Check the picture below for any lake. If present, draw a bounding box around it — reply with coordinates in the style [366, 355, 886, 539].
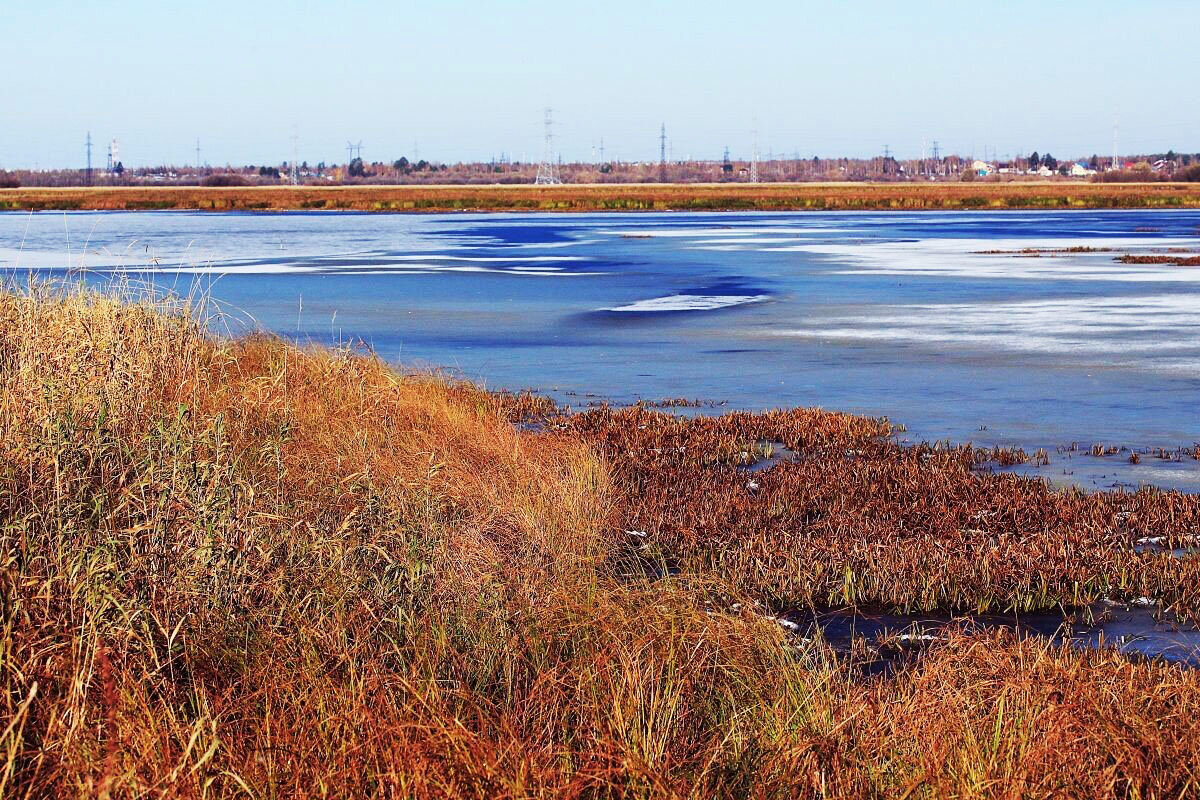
[3, 208, 1199, 490]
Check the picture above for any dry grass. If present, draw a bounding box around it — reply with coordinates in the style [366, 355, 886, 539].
[3, 182, 1200, 213]
[1, 288, 1198, 798]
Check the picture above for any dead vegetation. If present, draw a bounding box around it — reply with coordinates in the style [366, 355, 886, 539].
[3, 182, 1200, 213]
[1, 287, 1199, 798]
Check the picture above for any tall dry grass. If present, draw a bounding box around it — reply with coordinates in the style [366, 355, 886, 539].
[1, 287, 1198, 798]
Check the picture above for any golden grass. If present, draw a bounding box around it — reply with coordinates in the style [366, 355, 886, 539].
[3, 182, 1200, 213]
[1, 288, 1198, 798]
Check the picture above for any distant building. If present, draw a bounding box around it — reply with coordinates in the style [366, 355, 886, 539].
[1070, 162, 1097, 177]
[971, 160, 994, 176]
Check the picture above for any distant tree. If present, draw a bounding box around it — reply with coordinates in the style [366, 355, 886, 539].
[113, 162, 124, 175]
[393, 157, 409, 171]
[416, 159, 429, 171]
[1183, 154, 1192, 166]
[1029, 151, 1040, 169]
[0, 171, 19, 189]
[1042, 154, 1058, 171]
[348, 158, 365, 178]
[1089, 154, 1099, 170]
[203, 173, 247, 187]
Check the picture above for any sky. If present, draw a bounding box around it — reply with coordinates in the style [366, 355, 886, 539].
[3, 0, 1197, 169]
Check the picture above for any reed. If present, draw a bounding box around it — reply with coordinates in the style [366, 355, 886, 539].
[3, 182, 1200, 213]
[1, 287, 1197, 798]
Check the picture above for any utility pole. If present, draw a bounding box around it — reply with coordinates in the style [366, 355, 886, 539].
[85, 131, 93, 185]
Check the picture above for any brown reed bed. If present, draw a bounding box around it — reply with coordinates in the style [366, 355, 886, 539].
[2, 287, 1199, 798]
[560, 406, 1200, 617]
[1116, 254, 1200, 266]
[4, 181, 1200, 213]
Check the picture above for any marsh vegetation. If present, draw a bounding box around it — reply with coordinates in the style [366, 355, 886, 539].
[1, 288, 1198, 797]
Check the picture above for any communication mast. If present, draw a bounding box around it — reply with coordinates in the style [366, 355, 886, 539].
[85, 132, 93, 185]
[107, 139, 120, 175]
[535, 108, 562, 185]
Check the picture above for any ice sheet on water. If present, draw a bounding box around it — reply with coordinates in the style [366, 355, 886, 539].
[602, 294, 769, 312]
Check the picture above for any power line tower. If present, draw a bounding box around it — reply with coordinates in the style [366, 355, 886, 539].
[107, 139, 120, 176]
[658, 123, 667, 182]
[195, 139, 202, 172]
[931, 140, 941, 175]
[290, 132, 299, 185]
[346, 141, 363, 162]
[85, 131, 93, 185]
[535, 108, 562, 185]
[1112, 122, 1119, 171]
[750, 128, 759, 183]
[599, 137, 605, 163]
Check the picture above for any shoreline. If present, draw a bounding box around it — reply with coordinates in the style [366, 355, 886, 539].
[4, 181, 1200, 213]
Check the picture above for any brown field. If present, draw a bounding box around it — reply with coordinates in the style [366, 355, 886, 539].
[3, 181, 1200, 213]
[3, 287, 1200, 798]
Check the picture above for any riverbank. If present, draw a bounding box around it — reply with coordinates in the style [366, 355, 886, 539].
[3, 287, 1199, 797]
[4, 181, 1200, 213]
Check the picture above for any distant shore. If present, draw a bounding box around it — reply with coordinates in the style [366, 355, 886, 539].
[3, 181, 1200, 213]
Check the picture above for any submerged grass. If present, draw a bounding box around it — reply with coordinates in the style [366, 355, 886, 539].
[1, 287, 1198, 798]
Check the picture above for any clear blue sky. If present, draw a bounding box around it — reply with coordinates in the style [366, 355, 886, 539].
[3, 0, 1197, 169]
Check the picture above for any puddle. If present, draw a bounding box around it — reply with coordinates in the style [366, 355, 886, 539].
[739, 440, 798, 472]
[780, 603, 1200, 672]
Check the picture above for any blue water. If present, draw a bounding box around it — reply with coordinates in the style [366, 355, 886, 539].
[3, 208, 1200, 490]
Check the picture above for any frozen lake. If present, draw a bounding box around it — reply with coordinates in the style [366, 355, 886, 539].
[4, 208, 1200, 490]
